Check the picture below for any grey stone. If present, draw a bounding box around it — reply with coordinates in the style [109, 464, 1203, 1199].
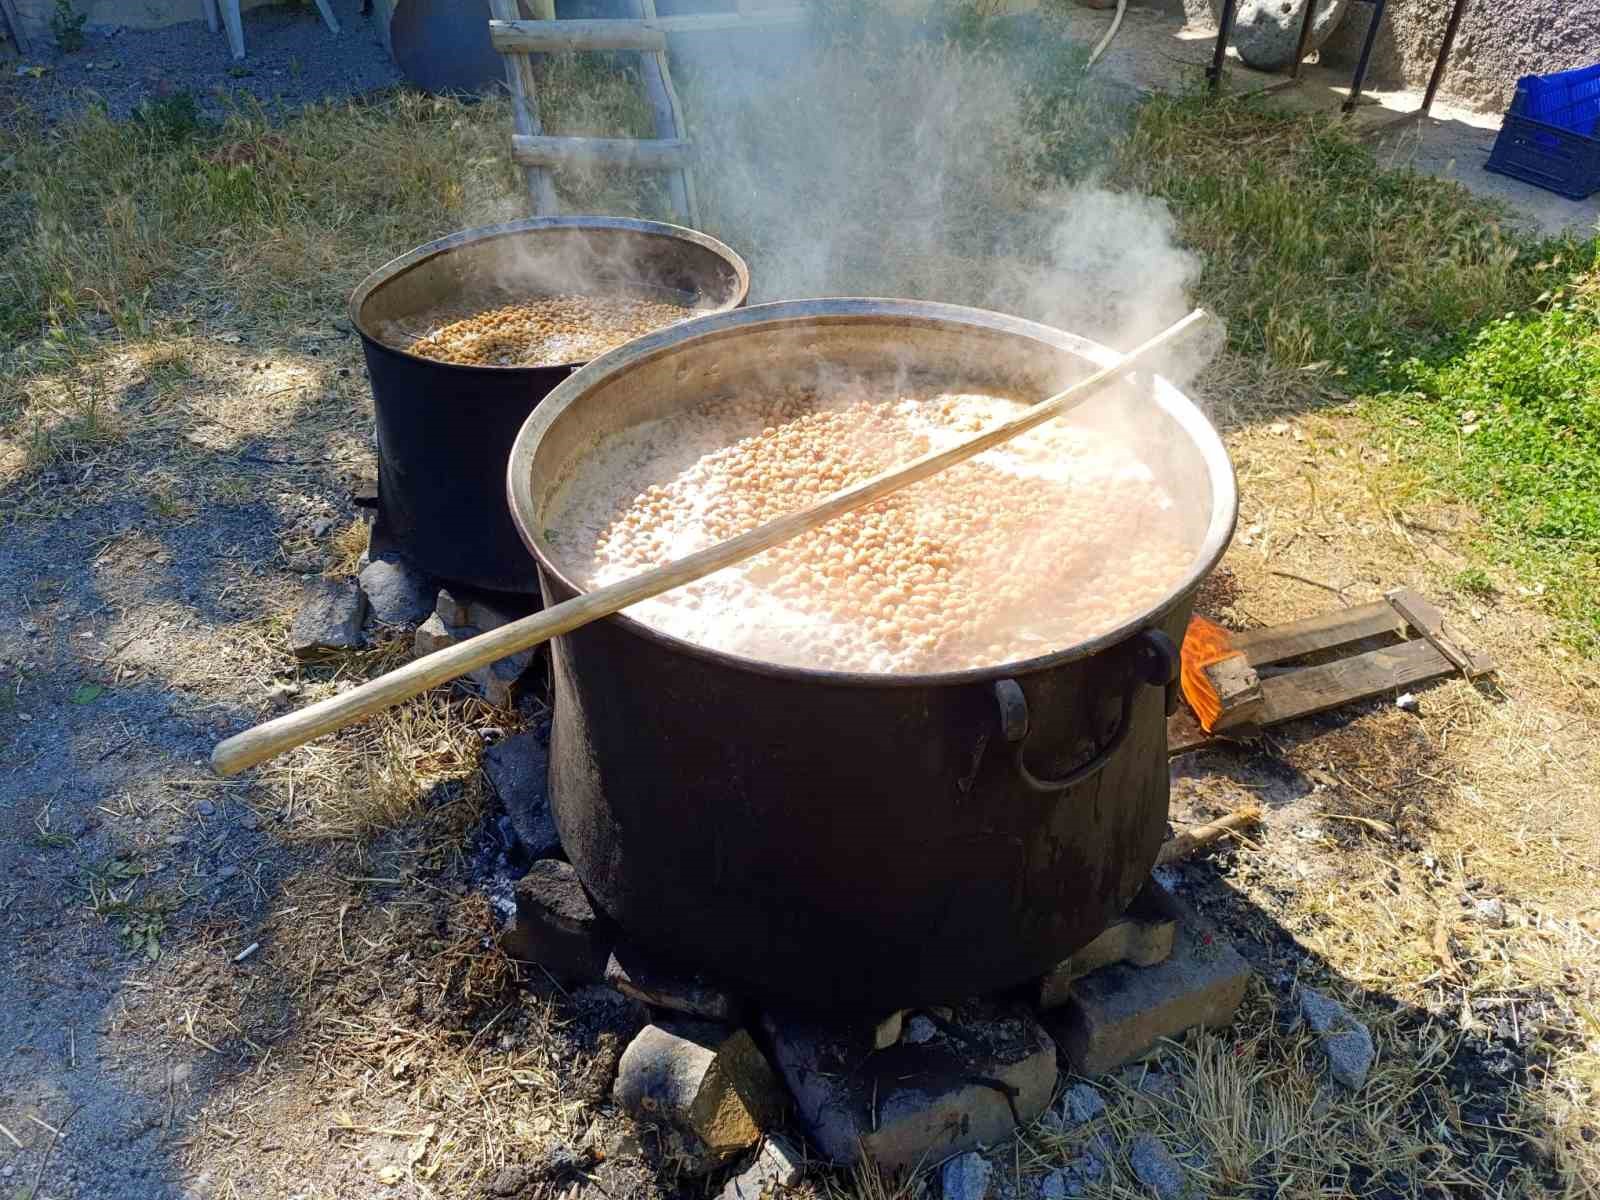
[195, 799, 215, 817]
[501, 860, 610, 982]
[1321, 1030, 1375, 1092]
[358, 554, 436, 627]
[904, 1014, 938, 1045]
[613, 1021, 785, 1173]
[941, 1152, 992, 1200]
[1040, 881, 1178, 1006]
[605, 943, 738, 1022]
[467, 649, 536, 708]
[717, 1135, 806, 1200]
[1234, 0, 1352, 72]
[467, 595, 532, 633]
[1128, 1134, 1185, 1200]
[1474, 897, 1508, 927]
[1063, 1083, 1105, 1125]
[289, 579, 365, 658]
[413, 613, 457, 658]
[481, 732, 559, 858]
[1297, 987, 1374, 1091]
[435, 588, 471, 628]
[1041, 889, 1250, 1076]
[764, 1003, 1056, 1169]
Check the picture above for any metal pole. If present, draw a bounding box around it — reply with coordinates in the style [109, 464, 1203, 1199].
[1420, 0, 1469, 117]
[1341, 0, 1386, 114]
[1289, 0, 1319, 79]
[1208, 0, 1240, 93]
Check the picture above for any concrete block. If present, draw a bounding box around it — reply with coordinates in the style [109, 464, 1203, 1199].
[613, 1021, 785, 1172]
[500, 860, 610, 982]
[765, 1003, 1056, 1169]
[1040, 880, 1178, 1008]
[717, 1134, 806, 1200]
[605, 942, 738, 1022]
[1041, 890, 1250, 1077]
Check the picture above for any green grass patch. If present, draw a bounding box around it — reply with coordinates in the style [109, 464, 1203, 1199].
[1121, 91, 1600, 647]
[1117, 93, 1556, 377]
[1368, 264, 1600, 647]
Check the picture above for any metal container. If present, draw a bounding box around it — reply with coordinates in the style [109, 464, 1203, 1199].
[506, 300, 1237, 1011]
[350, 216, 749, 595]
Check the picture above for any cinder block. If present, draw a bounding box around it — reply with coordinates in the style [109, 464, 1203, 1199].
[1039, 879, 1179, 1008]
[500, 860, 611, 982]
[1041, 889, 1250, 1076]
[765, 1003, 1056, 1169]
[614, 1022, 785, 1173]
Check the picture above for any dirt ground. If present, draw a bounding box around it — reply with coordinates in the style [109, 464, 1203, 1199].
[3, 12, 1599, 1198]
[4, 309, 1599, 1199]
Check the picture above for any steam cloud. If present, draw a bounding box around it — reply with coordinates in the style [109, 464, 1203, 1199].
[674, 11, 1215, 385]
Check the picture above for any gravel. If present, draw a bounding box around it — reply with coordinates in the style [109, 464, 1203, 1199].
[3, 0, 401, 127]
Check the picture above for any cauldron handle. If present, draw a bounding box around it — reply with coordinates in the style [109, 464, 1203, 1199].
[994, 629, 1179, 794]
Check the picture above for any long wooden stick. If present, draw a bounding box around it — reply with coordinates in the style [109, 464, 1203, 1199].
[212, 309, 1210, 777]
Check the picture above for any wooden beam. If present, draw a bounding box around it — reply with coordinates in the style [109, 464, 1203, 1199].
[490, 19, 669, 53]
[512, 135, 694, 169]
[1385, 587, 1494, 678]
[1201, 653, 1264, 731]
[489, 0, 558, 215]
[1257, 637, 1453, 726]
[635, 0, 697, 226]
[1231, 599, 1403, 667]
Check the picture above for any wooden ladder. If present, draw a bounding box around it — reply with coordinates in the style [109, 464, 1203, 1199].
[487, 1, 807, 225]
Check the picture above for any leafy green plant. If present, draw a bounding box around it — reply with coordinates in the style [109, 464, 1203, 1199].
[51, 0, 86, 53]
[132, 90, 207, 143]
[1452, 566, 1496, 598]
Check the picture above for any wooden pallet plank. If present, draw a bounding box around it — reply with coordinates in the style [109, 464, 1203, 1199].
[1385, 586, 1494, 677]
[1232, 599, 1403, 667]
[512, 134, 694, 169]
[1258, 637, 1453, 726]
[489, 0, 559, 215]
[491, 19, 669, 53]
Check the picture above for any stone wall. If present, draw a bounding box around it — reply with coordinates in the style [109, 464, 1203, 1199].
[10, 0, 279, 47]
[1177, 0, 1600, 114]
[1320, 0, 1600, 113]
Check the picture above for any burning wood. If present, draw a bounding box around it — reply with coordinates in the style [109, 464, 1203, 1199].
[1179, 615, 1263, 732]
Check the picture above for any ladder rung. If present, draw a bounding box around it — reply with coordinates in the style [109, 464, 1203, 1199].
[490, 19, 668, 54]
[511, 135, 694, 170]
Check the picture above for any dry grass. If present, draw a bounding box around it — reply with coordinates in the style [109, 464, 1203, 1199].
[4, 15, 1600, 1200]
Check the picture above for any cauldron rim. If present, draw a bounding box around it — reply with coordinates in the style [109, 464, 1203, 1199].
[347, 215, 752, 374]
[506, 297, 1238, 688]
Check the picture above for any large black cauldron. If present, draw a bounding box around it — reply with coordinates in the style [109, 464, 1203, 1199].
[350, 217, 748, 595]
[506, 300, 1236, 1011]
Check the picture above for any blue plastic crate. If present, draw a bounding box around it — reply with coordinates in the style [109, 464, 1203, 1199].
[1486, 65, 1600, 200]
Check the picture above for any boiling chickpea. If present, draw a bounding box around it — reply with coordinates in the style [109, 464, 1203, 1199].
[395, 293, 694, 367]
[546, 384, 1195, 674]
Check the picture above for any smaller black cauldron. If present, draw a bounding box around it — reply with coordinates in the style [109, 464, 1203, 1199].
[350, 217, 749, 596]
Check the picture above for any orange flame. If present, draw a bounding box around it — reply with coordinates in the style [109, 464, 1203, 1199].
[1180, 615, 1236, 733]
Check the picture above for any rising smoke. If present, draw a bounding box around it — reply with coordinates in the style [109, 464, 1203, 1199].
[673, 5, 1215, 385]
